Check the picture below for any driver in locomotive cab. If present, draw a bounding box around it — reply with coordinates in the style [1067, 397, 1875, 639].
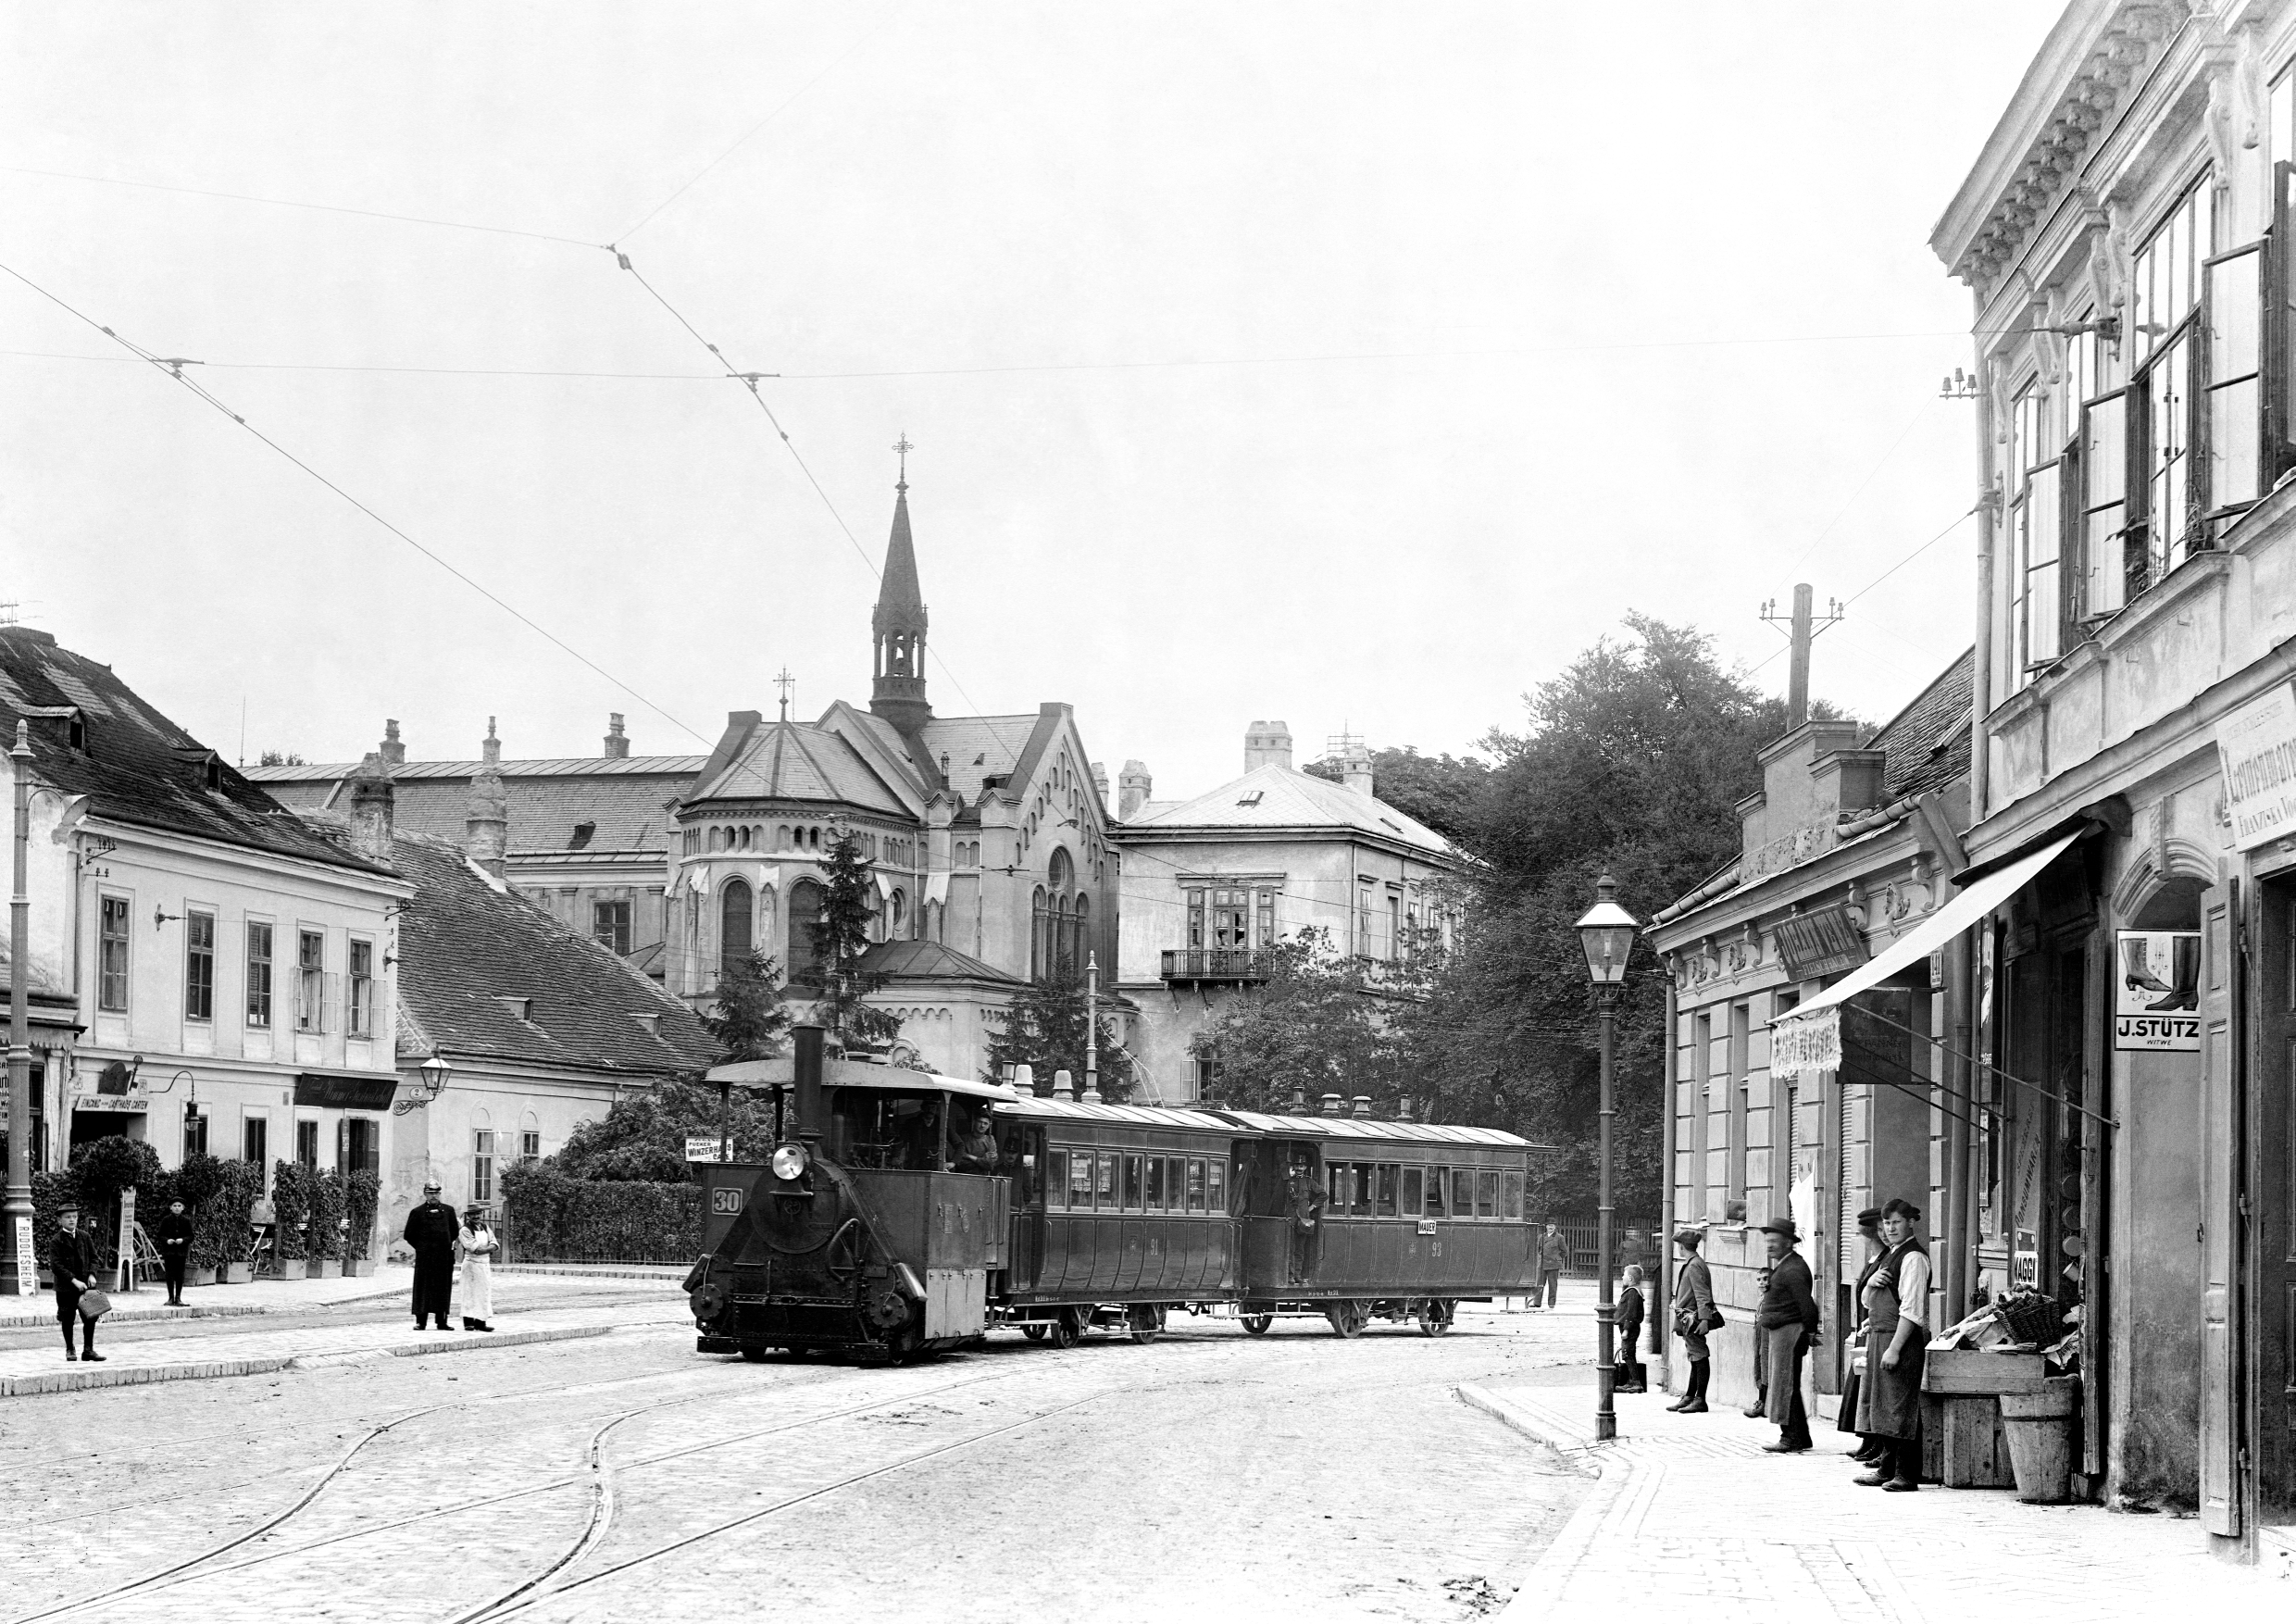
[951, 1107, 999, 1175]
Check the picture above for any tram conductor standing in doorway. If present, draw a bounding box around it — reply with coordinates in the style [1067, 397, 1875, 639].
[1285, 1158, 1326, 1284]
[404, 1181, 459, 1330]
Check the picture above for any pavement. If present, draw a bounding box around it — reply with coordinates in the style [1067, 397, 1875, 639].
[1463, 1362, 2290, 1623]
[0, 1266, 689, 1398]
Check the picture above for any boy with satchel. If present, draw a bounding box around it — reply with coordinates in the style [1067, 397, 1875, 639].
[46, 1204, 108, 1363]
[1666, 1227, 1716, 1412]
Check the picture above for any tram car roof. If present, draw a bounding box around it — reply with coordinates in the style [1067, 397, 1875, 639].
[991, 1096, 1238, 1131]
[1213, 1109, 1545, 1148]
[704, 1055, 1020, 1103]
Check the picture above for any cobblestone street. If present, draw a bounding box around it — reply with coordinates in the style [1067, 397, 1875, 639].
[0, 1278, 1590, 1623]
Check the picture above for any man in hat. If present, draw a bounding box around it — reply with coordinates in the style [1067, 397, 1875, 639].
[1284, 1156, 1326, 1284]
[1536, 1223, 1568, 1310]
[1854, 1198, 1932, 1491]
[402, 1181, 460, 1330]
[1840, 1207, 1888, 1465]
[1754, 1217, 1820, 1453]
[156, 1197, 196, 1307]
[47, 1204, 105, 1362]
[1666, 1228, 1714, 1412]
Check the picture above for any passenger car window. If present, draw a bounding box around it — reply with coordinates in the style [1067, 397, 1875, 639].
[1402, 1166, 1422, 1216]
[1375, 1165, 1398, 1218]
[1425, 1167, 1447, 1218]
[1187, 1158, 1207, 1211]
[1454, 1169, 1477, 1218]
[1478, 1170, 1500, 1218]
[1047, 1149, 1068, 1209]
[1145, 1156, 1165, 1208]
[1123, 1154, 1143, 1209]
[1208, 1160, 1225, 1213]
[1327, 1162, 1347, 1214]
[1095, 1151, 1117, 1206]
[1502, 1170, 1525, 1221]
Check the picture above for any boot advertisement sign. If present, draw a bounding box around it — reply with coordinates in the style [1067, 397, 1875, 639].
[2115, 931, 2201, 1051]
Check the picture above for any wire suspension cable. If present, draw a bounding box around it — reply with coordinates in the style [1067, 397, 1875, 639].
[0, 258, 711, 748]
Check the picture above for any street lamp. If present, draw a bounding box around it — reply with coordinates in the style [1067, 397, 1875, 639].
[394, 1053, 453, 1117]
[1575, 873, 1638, 1443]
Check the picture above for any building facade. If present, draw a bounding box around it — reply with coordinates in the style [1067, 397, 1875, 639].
[1112, 723, 1460, 1105]
[1821, 0, 2296, 1555]
[1648, 656, 1974, 1413]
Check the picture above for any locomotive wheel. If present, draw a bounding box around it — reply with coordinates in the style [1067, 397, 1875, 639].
[1326, 1301, 1366, 1339]
[1127, 1305, 1166, 1344]
[1021, 1324, 1049, 1343]
[1241, 1314, 1274, 1336]
[1416, 1300, 1456, 1337]
[1045, 1309, 1083, 1350]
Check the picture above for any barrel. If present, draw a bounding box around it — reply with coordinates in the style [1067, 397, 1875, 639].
[1998, 1377, 2079, 1504]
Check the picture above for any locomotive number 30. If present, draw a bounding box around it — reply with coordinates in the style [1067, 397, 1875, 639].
[712, 1189, 743, 1215]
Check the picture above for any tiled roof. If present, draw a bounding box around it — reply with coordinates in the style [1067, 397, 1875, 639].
[244, 755, 707, 782]
[687, 716, 910, 816]
[1118, 764, 1455, 858]
[1871, 648, 1975, 803]
[259, 768, 689, 854]
[917, 715, 1042, 805]
[379, 827, 718, 1075]
[0, 628, 392, 876]
[855, 939, 1024, 985]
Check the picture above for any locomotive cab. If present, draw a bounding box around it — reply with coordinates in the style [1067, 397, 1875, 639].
[690, 1028, 1017, 1362]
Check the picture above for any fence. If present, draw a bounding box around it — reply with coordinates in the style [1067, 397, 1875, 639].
[1542, 1218, 1665, 1280]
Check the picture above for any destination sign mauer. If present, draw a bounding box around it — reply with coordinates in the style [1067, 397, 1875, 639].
[1771, 904, 1868, 981]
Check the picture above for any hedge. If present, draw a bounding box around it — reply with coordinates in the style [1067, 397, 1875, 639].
[344, 1168, 381, 1260]
[200, 1159, 265, 1272]
[271, 1161, 314, 1259]
[502, 1161, 702, 1264]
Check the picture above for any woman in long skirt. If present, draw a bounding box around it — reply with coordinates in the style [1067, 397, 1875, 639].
[455, 1206, 496, 1331]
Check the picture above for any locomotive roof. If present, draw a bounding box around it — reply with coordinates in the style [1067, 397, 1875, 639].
[991, 1097, 1236, 1130]
[1215, 1109, 1541, 1147]
[705, 1055, 1020, 1103]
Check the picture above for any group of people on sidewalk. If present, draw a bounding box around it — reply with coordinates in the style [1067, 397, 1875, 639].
[1625, 1200, 1930, 1489]
[403, 1181, 498, 1332]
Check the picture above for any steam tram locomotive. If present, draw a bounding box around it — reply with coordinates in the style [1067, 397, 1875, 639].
[686, 1029, 1547, 1362]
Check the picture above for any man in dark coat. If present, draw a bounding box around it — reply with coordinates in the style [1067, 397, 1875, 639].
[1666, 1228, 1713, 1412]
[1284, 1159, 1325, 1284]
[1537, 1224, 1568, 1310]
[47, 1204, 105, 1362]
[1755, 1217, 1821, 1453]
[156, 1198, 196, 1306]
[1840, 1208, 1887, 1463]
[403, 1181, 459, 1330]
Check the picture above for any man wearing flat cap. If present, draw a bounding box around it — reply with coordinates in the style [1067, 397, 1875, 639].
[1754, 1217, 1820, 1453]
[403, 1181, 459, 1330]
[46, 1204, 104, 1362]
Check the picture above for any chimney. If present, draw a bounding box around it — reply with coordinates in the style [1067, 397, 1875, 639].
[1393, 1095, 1413, 1123]
[1052, 1068, 1075, 1102]
[1091, 761, 1109, 800]
[604, 713, 630, 759]
[346, 751, 394, 861]
[1339, 739, 1375, 797]
[466, 717, 509, 877]
[1012, 1062, 1036, 1097]
[1320, 1093, 1344, 1117]
[1244, 720, 1293, 773]
[1352, 1094, 1374, 1118]
[1118, 759, 1153, 820]
[380, 719, 406, 768]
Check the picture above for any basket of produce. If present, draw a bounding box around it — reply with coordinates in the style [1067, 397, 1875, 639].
[1990, 1290, 2062, 1347]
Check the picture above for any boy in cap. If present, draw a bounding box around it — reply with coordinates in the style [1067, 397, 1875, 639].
[47, 1204, 105, 1362]
[156, 1197, 196, 1306]
[402, 1180, 460, 1330]
[1615, 1264, 1648, 1393]
[1666, 1228, 1714, 1412]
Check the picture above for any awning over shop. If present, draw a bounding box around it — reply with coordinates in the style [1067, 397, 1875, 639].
[1771, 831, 2080, 1077]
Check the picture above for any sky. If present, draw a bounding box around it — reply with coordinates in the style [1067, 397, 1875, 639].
[0, 3, 2062, 800]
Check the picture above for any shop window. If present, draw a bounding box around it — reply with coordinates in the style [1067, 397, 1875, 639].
[98, 895, 130, 1012]
[184, 909, 215, 1022]
[246, 922, 273, 1028]
[594, 900, 631, 956]
[346, 940, 374, 1038]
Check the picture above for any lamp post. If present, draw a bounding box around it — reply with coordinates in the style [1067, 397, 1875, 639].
[1084, 952, 1100, 1103]
[1575, 873, 1638, 1442]
[4, 722, 31, 1295]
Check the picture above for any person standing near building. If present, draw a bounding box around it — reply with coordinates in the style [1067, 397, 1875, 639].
[1744, 1255, 1775, 1418]
[455, 1206, 496, 1332]
[156, 1197, 196, 1307]
[1284, 1158, 1326, 1285]
[1616, 1265, 1648, 1393]
[403, 1181, 459, 1330]
[47, 1204, 104, 1363]
[1840, 1208, 1888, 1466]
[1537, 1223, 1568, 1311]
[1755, 1218, 1820, 1453]
[1666, 1228, 1714, 1413]
[1854, 1198, 1931, 1492]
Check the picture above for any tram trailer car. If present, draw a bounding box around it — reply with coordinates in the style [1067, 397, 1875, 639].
[688, 1029, 1017, 1362]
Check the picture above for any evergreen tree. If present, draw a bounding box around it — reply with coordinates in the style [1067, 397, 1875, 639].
[809, 827, 902, 1048]
[984, 972, 1137, 1099]
[703, 952, 790, 1061]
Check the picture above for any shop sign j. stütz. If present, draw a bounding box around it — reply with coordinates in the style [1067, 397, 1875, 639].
[2115, 930, 2201, 1053]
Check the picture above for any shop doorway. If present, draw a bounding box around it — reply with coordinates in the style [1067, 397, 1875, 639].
[2250, 875, 2296, 1536]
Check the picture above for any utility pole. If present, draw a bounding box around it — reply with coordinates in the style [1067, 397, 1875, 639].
[1760, 583, 1842, 729]
[5, 722, 34, 1295]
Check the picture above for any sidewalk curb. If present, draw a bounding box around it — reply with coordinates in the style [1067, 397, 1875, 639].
[1457, 1383, 1644, 1623]
[0, 1303, 280, 1331]
[493, 1266, 687, 1281]
[1455, 1383, 1604, 1478]
[1, 1322, 620, 1397]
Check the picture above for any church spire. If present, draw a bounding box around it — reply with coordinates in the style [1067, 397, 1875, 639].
[870, 433, 932, 735]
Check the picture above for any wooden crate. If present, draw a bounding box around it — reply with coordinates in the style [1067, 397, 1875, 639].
[1923, 1347, 2047, 1394]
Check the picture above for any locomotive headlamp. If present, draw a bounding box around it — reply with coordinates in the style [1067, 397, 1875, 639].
[770, 1143, 809, 1181]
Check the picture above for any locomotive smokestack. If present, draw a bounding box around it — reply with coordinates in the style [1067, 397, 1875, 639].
[793, 1024, 827, 1139]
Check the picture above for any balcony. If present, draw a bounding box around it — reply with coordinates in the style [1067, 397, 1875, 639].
[1161, 948, 1275, 984]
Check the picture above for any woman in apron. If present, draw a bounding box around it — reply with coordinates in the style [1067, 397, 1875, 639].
[1853, 1198, 1930, 1491]
[455, 1206, 496, 1331]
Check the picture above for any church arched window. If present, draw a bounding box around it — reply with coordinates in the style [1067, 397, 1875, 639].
[890, 889, 906, 938]
[721, 879, 753, 969]
[788, 880, 825, 987]
[1048, 846, 1074, 895]
[1075, 893, 1091, 972]
[1030, 887, 1048, 983]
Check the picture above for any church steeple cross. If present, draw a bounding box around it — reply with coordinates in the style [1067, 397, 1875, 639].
[774, 667, 795, 721]
[892, 432, 914, 492]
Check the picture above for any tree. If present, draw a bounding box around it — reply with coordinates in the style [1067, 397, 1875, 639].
[549, 1081, 782, 1181]
[984, 973, 1137, 1099]
[703, 952, 789, 1061]
[1190, 929, 1434, 1114]
[1413, 615, 1833, 1217]
[1304, 746, 1489, 843]
[808, 828, 902, 1048]
[257, 749, 307, 767]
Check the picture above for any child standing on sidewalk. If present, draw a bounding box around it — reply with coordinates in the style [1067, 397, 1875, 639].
[1616, 1265, 1648, 1393]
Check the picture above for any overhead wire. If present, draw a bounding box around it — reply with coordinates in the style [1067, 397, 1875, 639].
[0, 257, 713, 750]
[1745, 502, 1979, 681]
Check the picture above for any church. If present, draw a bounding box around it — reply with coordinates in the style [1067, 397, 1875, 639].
[255, 462, 1119, 1081]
